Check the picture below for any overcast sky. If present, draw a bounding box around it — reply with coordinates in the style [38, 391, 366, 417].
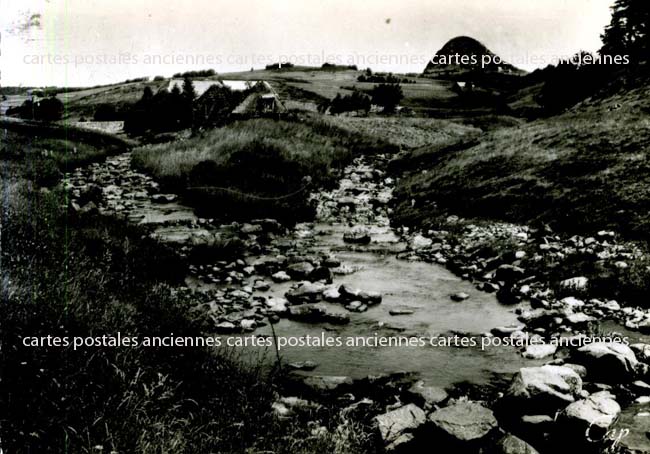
[1, 0, 614, 87]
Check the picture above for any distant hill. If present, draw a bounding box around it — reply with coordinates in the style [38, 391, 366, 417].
[423, 36, 523, 77]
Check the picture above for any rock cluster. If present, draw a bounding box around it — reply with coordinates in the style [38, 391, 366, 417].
[399, 220, 649, 338]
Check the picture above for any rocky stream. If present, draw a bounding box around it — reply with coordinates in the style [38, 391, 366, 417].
[65, 151, 650, 453]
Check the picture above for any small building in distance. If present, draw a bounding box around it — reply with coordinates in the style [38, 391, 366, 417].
[192, 80, 285, 126]
[231, 81, 286, 117]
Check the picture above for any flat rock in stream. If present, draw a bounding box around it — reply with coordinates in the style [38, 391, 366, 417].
[390, 309, 415, 316]
[338, 284, 382, 305]
[343, 229, 371, 244]
[450, 292, 470, 302]
[271, 271, 291, 282]
[287, 304, 349, 325]
[286, 262, 315, 280]
[151, 193, 177, 204]
[285, 282, 326, 304]
[287, 360, 319, 371]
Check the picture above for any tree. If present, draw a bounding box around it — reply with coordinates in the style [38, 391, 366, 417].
[142, 86, 154, 103]
[601, 0, 650, 63]
[370, 83, 403, 113]
[182, 77, 196, 101]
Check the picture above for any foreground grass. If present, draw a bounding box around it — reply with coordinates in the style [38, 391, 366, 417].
[0, 131, 377, 453]
[392, 83, 650, 239]
[133, 117, 397, 222]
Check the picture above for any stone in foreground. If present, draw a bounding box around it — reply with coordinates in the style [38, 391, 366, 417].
[503, 365, 582, 415]
[428, 401, 497, 448]
[404, 380, 448, 410]
[572, 342, 639, 383]
[374, 403, 426, 446]
[559, 391, 621, 439]
[495, 434, 540, 453]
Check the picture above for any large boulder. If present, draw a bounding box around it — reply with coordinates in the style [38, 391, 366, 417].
[429, 401, 498, 449]
[572, 342, 639, 383]
[374, 404, 426, 449]
[286, 262, 315, 280]
[558, 391, 621, 440]
[494, 434, 540, 454]
[503, 365, 582, 415]
[404, 380, 448, 410]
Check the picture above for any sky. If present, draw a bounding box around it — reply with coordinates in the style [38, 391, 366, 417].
[1, 0, 615, 87]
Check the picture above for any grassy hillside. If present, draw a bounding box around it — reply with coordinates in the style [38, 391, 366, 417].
[321, 116, 481, 149]
[0, 120, 130, 185]
[392, 82, 650, 239]
[221, 67, 488, 114]
[133, 117, 397, 222]
[62, 80, 168, 120]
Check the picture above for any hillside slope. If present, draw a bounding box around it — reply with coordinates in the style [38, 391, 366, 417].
[392, 82, 650, 239]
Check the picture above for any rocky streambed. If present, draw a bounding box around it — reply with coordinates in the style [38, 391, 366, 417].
[65, 151, 650, 453]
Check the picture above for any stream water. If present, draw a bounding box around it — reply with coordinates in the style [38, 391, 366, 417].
[67, 152, 539, 389]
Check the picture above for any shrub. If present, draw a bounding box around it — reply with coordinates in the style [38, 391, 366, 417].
[370, 83, 404, 113]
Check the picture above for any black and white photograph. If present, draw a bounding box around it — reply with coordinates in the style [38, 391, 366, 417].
[1, 0, 649, 452]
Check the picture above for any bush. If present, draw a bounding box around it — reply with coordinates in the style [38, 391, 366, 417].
[370, 83, 404, 113]
[328, 91, 371, 115]
[124, 86, 192, 135]
[15, 96, 64, 121]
